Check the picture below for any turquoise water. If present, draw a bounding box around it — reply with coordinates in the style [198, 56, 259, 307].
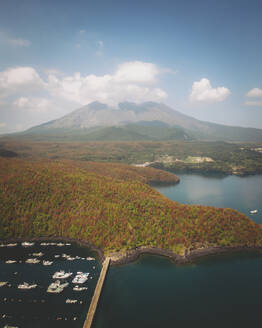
[94, 174, 262, 327]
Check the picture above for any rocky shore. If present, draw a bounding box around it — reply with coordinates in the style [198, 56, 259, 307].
[2, 237, 262, 266]
[107, 245, 262, 266]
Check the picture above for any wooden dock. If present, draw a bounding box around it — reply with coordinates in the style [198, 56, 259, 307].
[83, 257, 110, 328]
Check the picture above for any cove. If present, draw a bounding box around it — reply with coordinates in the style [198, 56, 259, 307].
[93, 174, 262, 327]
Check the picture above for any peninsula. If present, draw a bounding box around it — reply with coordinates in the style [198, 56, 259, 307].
[1, 158, 262, 265]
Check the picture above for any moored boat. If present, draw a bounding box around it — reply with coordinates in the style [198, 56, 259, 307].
[52, 270, 72, 279]
[250, 209, 258, 214]
[43, 260, 53, 266]
[72, 272, 89, 284]
[47, 280, 69, 293]
[18, 282, 37, 289]
[0, 281, 8, 287]
[25, 258, 40, 264]
[5, 260, 16, 264]
[22, 241, 34, 247]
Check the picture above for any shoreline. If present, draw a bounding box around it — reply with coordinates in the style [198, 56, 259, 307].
[2, 237, 262, 266]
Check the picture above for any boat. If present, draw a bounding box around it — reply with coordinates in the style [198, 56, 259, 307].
[5, 260, 16, 264]
[57, 242, 65, 247]
[67, 256, 75, 261]
[22, 241, 34, 247]
[65, 243, 71, 246]
[86, 257, 95, 261]
[43, 260, 53, 266]
[0, 282, 8, 287]
[6, 243, 17, 247]
[25, 258, 40, 264]
[18, 282, 37, 289]
[73, 285, 88, 291]
[250, 209, 258, 214]
[3, 325, 19, 328]
[47, 280, 69, 293]
[32, 252, 44, 257]
[72, 272, 89, 284]
[52, 270, 73, 279]
[65, 299, 77, 304]
[54, 255, 60, 258]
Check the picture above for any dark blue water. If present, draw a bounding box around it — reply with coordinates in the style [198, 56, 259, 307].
[93, 174, 262, 327]
[0, 241, 101, 328]
[1, 175, 262, 328]
[156, 174, 262, 223]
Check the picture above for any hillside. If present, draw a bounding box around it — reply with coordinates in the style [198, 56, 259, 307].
[1, 139, 262, 175]
[17, 101, 262, 142]
[1, 158, 262, 258]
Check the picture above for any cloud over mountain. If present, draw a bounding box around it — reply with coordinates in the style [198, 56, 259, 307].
[190, 78, 231, 103]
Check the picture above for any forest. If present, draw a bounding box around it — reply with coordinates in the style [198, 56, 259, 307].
[1, 158, 262, 257]
[1, 138, 262, 175]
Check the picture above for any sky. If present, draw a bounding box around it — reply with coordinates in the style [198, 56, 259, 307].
[0, 0, 262, 133]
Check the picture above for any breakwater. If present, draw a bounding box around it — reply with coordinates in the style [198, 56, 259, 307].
[83, 257, 110, 328]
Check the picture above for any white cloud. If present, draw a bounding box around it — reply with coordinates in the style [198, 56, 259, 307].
[46, 61, 167, 106]
[246, 88, 262, 98]
[114, 61, 159, 84]
[8, 38, 31, 47]
[0, 66, 45, 99]
[0, 31, 31, 47]
[13, 97, 54, 113]
[244, 101, 262, 107]
[190, 78, 231, 103]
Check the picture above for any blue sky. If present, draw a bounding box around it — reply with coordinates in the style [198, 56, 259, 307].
[0, 0, 261, 132]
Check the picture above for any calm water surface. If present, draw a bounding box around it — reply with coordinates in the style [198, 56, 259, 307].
[1, 174, 262, 328]
[0, 242, 100, 328]
[94, 174, 262, 327]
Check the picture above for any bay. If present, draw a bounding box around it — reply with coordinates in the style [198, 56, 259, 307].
[94, 174, 262, 327]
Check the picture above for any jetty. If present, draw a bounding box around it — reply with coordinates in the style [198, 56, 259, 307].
[83, 257, 110, 328]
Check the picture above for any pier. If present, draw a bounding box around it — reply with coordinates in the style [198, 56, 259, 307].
[83, 257, 110, 328]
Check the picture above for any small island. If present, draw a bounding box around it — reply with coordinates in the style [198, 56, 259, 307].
[1, 158, 262, 265]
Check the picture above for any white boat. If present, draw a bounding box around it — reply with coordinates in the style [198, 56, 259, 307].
[57, 243, 65, 247]
[0, 281, 8, 287]
[43, 260, 53, 266]
[66, 298, 77, 304]
[22, 241, 34, 247]
[72, 272, 89, 284]
[86, 257, 95, 261]
[73, 285, 88, 291]
[250, 209, 258, 214]
[25, 258, 40, 264]
[52, 270, 73, 279]
[32, 252, 44, 257]
[47, 280, 69, 293]
[5, 260, 16, 264]
[18, 282, 37, 289]
[67, 256, 75, 261]
[54, 255, 60, 258]
[65, 243, 71, 246]
[6, 243, 17, 247]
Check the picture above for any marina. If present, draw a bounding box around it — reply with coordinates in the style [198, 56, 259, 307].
[0, 241, 100, 328]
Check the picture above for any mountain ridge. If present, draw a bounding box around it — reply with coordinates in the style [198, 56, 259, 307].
[20, 101, 262, 142]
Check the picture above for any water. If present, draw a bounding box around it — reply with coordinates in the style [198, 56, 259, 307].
[1, 174, 262, 328]
[156, 174, 262, 223]
[0, 241, 100, 328]
[93, 174, 262, 327]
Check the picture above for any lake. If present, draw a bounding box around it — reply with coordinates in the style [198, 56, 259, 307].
[93, 174, 262, 327]
[1, 174, 262, 328]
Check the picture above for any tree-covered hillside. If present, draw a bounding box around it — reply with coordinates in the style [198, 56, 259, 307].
[1, 158, 262, 256]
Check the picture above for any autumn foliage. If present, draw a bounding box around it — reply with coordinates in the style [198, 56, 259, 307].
[1, 158, 262, 255]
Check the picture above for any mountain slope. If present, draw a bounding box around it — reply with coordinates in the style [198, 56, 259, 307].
[22, 101, 262, 142]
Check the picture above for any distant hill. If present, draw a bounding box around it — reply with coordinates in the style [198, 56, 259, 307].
[19, 101, 262, 142]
